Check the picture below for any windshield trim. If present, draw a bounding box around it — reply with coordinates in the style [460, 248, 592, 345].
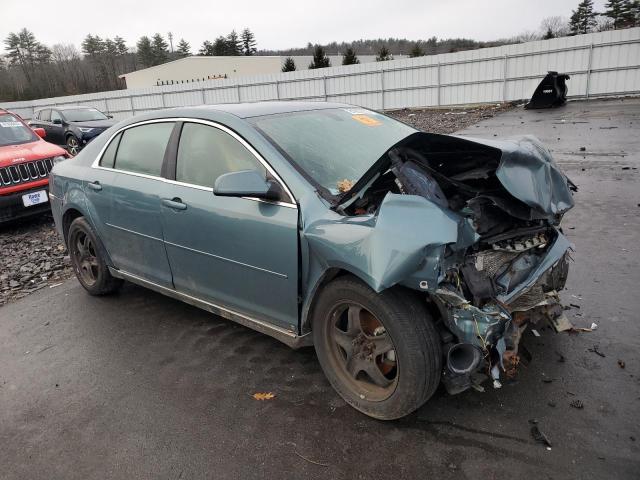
[252, 123, 337, 202]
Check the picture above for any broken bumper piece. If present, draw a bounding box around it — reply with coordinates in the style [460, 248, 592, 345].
[435, 231, 573, 395]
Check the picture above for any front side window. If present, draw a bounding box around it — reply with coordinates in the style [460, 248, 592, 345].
[0, 113, 39, 147]
[50, 110, 63, 124]
[176, 123, 265, 187]
[39, 110, 51, 122]
[114, 122, 174, 176]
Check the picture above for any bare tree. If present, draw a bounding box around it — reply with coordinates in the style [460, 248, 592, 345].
[540, 16, 570, 37]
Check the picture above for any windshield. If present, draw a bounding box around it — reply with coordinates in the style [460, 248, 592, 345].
[63, 108, 108, 122]
[252, 108, 415, 195]
[0, 113, 38, 147]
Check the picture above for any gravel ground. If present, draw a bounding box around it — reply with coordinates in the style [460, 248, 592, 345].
[0, 102, 515, 307]
[386, 102, 516, 133]
[0, 215, 71, 306]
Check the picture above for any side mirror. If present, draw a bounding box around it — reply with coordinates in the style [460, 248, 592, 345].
[33, 127, 46, 138]
[52, 118, 62, 125]
[213, 170, 283, 201]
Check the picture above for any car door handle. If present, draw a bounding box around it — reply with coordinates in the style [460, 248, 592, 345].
[87, 181, 102, 191]
[161, 198, 187, 210]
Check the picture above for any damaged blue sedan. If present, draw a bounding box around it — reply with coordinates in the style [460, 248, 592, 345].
[49, 102, 576, 419]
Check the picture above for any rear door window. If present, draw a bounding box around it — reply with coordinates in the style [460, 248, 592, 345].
[175, 122, 265, 187]
[40, 110, 51, 122]
[114, 122, 174, 176]
[99, 132, 122, 168]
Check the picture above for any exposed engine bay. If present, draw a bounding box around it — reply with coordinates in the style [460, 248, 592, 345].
[333, 132, 577, 394]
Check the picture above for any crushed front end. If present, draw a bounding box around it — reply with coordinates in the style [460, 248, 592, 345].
[334, 131, 577, 394]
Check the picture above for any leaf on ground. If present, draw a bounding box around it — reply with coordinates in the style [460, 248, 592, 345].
[252, 392, 276, 401]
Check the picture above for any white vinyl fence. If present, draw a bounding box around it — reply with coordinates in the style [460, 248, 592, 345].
[2, 28, 639, 120]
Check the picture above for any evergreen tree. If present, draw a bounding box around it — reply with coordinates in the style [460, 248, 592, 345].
[341, 47, 359, 65]
[604, 0, 636, 28]
[81, 34, 105, 56]
[241, 28, 257, 55]
[151, 33, 169, 64]
[4, 28, 51, 81]
[199, 40, 214, 56]
[308, 45, 330, 69]
[136, 36, 154, 67]
[213, 36, 229, 55]
[569, 0, 598, 34]
[226, 30, 242, 55]
[113, 36, 128, 55]
[376, 45, 391, 61]
[409, 42, 425, 57]
[176, 39, 191, 57]
[543, 28, 555, 39]
[282, 57, 296, 72]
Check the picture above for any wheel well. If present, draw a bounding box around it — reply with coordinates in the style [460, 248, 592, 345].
[302, 268, 431, 333]
[62, 208, 83, 245]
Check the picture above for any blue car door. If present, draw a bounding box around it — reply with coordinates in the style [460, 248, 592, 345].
[158, 121, 299, 332]
[92, 121, 176, 288]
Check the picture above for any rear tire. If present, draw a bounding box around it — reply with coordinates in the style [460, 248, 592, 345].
[67, 216, 122, 295]
[312, 275, 442, 420]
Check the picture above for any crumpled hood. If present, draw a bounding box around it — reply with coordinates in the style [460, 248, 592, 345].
[341, 132, 575, 223]
[459, 134, 575, 218]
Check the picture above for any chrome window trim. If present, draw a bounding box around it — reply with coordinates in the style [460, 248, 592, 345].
[90, 117, 297, 208]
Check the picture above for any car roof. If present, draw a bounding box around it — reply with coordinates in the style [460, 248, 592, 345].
[34, 106, 98, 112]
[190, 101, 354, 119]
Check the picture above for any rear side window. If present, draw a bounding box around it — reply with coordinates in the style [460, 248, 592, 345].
[114, 122, 174, 176]
[39, 110, 51, 122]
[176, 122, 265, 187]
[99, 132, 122, 168]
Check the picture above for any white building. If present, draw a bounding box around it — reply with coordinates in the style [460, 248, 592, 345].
[119, 56, 283, 89]
[119, 54, 408, 89]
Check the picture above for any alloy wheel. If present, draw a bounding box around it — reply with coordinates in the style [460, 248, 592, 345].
[67, 137, 80, 155]
[327, 302, 399, 401]
[71, 230, 99, 286]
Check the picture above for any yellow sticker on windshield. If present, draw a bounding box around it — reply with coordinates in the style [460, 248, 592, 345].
[352, 114, 382, 127]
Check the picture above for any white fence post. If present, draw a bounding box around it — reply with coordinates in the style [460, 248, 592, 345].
[503, 54, 509, 102]
[437, 62, 441, 106]
[585, 43, 594, 99]
[380, 69, 385, 110]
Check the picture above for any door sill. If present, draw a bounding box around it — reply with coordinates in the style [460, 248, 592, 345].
[108, 267, 312, 349]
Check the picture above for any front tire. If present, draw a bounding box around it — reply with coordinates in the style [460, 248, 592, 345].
[66, 134, 81, 156]
[312, 276, 442, 420]
[67, 217, 122, 295]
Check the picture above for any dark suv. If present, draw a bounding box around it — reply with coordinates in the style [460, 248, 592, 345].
[30, 106, 116, 155]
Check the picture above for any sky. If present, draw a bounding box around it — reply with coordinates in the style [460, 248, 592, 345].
[1, 0, 607, 52]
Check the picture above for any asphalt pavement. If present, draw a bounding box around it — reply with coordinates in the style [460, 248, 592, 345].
[1, 98, 639, 479]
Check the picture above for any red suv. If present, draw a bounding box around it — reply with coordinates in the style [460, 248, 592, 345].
[0, 109, 68, 223]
